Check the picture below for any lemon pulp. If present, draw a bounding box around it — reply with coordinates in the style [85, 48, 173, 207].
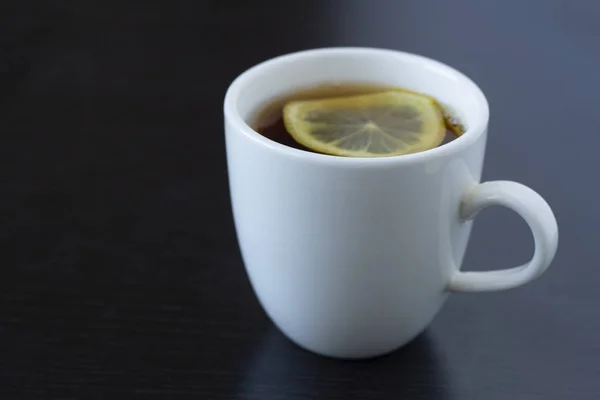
[282, 90, 446, 157]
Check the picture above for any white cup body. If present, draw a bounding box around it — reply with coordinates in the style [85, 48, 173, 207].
[224, 48, 489, 358]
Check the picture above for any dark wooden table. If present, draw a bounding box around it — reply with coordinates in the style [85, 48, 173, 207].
[1, 1, 598, 398]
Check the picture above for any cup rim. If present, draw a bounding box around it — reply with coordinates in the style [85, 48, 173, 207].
[224, 47, 489, 166]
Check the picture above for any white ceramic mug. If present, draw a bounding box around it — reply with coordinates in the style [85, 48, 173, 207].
[224, 48, 559, 359]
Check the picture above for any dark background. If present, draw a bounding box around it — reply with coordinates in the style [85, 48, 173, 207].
[1, 0, 598, 398]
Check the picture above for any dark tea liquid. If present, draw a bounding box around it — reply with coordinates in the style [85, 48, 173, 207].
[251, 83, 464, 154]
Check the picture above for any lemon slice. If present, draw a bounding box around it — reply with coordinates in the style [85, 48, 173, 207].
[283, 90, 446, 157]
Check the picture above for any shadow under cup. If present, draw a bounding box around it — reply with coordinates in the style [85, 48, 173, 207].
[224, 48, 490, 359]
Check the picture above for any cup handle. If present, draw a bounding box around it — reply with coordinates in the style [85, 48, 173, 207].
[448, 181, 558, 292]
